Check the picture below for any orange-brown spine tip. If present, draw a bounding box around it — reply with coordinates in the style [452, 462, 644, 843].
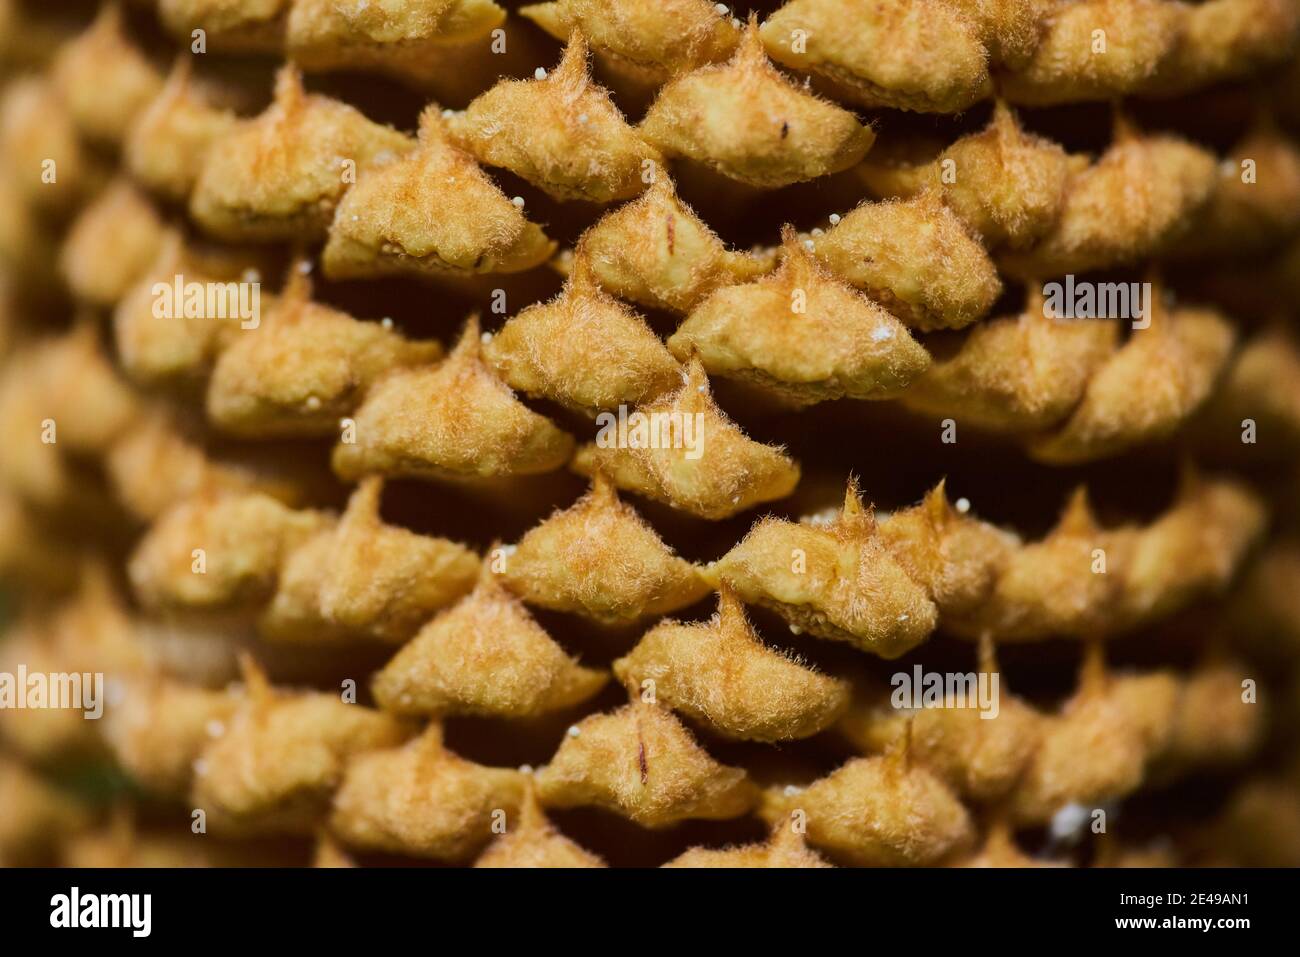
[715, 582, 746, 624]
[1111, 103, 1137, 143]
[1078, 638, 1110, 698]
[887, 715, 915, 773]
[237, 652, 274, 708]
[737, 12, 765, 64]
[1057, 486, 1098, 536]
[517, 778, 546, 831]
[555, 30, 591, 87]
[840, 477, 874, 531]
[977, 630, 999, 677]
[417, 103, 449, 141]
[922, 480, 951, 527]
[280, 259, 314, 309]
[991, 96, 1014, 127]
[1025, 281, 1047, 318]
[682, 354, 710, 393]
[566, 246, 598, 291]
[589, 469, 618, 504]
[412, 722, 447, 762]
[274, 64, 307, 113]
[345, 476, 385, 525]
[166, 54, 195, 90]
[451, 314, 484, 358]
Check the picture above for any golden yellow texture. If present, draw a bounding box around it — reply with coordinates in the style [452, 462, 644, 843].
[329, 723, 528, 861]
[535, 700, 758, 827]
[287, 0, 504, 50]
[262, 477, 480, 643]
[613, 586, 849, 741]
[332, 317, 575, 481]
[902, 288, 1120, 432]
[716, 473, 1263, 651]
[1010, 643, 1178, 824]
[810, 190, 1002, 330]
[640, 18, 874, 188]
[371, 562, 606, 717]
[1146, 0, 1300, 94]
[1168, 118, 1300, 258]
[128, 490, 332, 611]
[0, 75, 95, 215]
[858, 101, 1071, 248]
[1002, 0, 1182, 104]
[286, 0, 506, 95]
[0, 574, 150, 764]
[0, 621, 101, 761]
[949, 474, 1265, 640]
[125, 58, 238, 201]
[448, 31, 662, 202]
[0, 327, 138, 514]
[322, 106, 554, 279]
[113, 232, 265, 387]
[193, 656, 412, 835]
[1005, 118, 1218, 275]
[571, 358, 801, 519]
[0, 342, 90, 509]
[61, 813, 267, 868]
[59, 178, 165, 307]
[1027, 295, 1235, 464]
[898, 277, 1234, 461]
[0, 758, 88, 865]
[499, 474, 707, 623]
[0, 566, 153, 762]
[207, 267, 441, 438]
[483, 254, 681, 414]
[761, 0, 993, 113]
[959, 0, 1056, 67]
[979, 499, 1080, 631]
[106, 408, 311, 522]
[159, 0, 290, 54]
[1161, 660, 1263, 771]
[712, 480, 1006, 658]
[664, 823, 832, 868]
[3, 0, 1296, 874]
[838, 640, 1044, 801]
[27, 325, 139, 458]
[103, 678, 239, 797]
[50, 4, 162, 146]
[50, 344, 134, 461]
[760, 742, 975, 865]
[573, 173, 776, 313]
[1204, 329, 1300, 451]
[519, 0, 741, 89]
[474, 783, 606, 867]
[191, 65, 413, 242]
[1122, 472, 1266, 623]
[669, 228, 929, 405]
[42, 565, 154, 677]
